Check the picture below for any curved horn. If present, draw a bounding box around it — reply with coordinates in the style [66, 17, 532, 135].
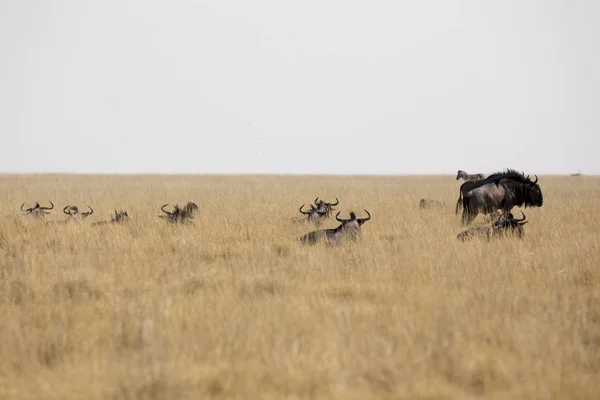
[40, 201, 54, 210]
[161, 204, 172, 215]
[299, 205, 311, 215]
[329, 197, 339, 206]
[63, 205, 71, 215]
[358, 209, 372, 223]
[531, 175, 538, 185]
[314, 197, 320, 205]
[513, 211, 527, 223]
[335, 211, 344, 223]
[21, 203, 27, 212]
[86, 205, 94, 215]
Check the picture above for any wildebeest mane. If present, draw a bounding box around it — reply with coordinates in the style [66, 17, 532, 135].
[487, 169, 535, 185]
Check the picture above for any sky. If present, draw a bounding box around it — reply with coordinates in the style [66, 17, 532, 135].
[0, 0, 598, 175]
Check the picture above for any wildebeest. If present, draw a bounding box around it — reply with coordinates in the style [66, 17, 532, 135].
[159, 202, 199, 224]
[299, 210, 371, 245]
[457, 211, 528, 241]
[456, 170, 485, 181]
[21, 201, 54, 219]
[420, 198, 446, 209]
[91, 210, 131, 226]
[299, 204, 329, 225]
[313, 197, 339, 216]
[63, 205, 94, 222]
[462, 170, 543, 225]
[455, 169, 527, 215]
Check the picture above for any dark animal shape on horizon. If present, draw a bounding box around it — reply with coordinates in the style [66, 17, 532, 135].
[420, 198, 446, 209]
[91, 210, 131, 226]
[299, 210, 371, 245]
[63, 205, 94, 222]
[456, 170, 485, 181]
[159, 202, 199, 224]
[457, 211, 528, 241]
[21, 201, 54, 219]
[462, 170, 543, 225]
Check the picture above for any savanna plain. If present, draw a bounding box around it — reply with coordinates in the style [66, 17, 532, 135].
[0, 174, 599, 400]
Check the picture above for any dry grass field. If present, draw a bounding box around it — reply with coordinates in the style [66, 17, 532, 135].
[0, 173, 599, 399]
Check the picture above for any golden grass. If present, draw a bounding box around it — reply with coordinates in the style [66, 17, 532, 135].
[0, 174, 599, 399]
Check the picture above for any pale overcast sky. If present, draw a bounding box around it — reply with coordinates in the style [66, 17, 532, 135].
[0, 0, 598, 174]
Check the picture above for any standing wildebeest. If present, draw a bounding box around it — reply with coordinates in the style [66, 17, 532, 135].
[63, 205, 94, 222]
[313, 197, 339, 216]
[455, 169, 528, 215]
[160, 202, 199, 224]
[420, 198, 446, 209]
[456, 170, 485, 181]
[462, 170, 543, 225]
[299, 210, 371, 245]
[299, 204, 329, 225]
[21, 201, 54, 219]
[457, 211, 528, 241]
[91, 210, 131, 226]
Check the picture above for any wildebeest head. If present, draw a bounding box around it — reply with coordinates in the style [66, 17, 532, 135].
[523, 175, 543, 207]
[112, 210, 130, 223]
[21, 201, 54, 218]
[63, 205, 94, 221]
[335, 210, 371, 236]
[313, 197, 339, 215]
[299, 204, 328, 225]
[160, 202, 199, 224]
[299, 209, 371, 245]
[492, 211, 528, 238]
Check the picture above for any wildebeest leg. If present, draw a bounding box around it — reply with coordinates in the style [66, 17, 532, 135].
[461, 207, 475, 225]
[455, 194, 462, 215]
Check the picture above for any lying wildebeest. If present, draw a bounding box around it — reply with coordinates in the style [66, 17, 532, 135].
[21, 201, 54, 219]
[456, 170, 485, 181]
[299, 210, 371, 245]
[313, 197, 339, 216]
[91, 210, 131, 226]
[299, 204, 329, 225]
[462, 170, 543, 225]
[457, 211, 528, 241]
[420, 198, 446, 209]
[63, 205, 94, 222]
[159, 202, 199, 224]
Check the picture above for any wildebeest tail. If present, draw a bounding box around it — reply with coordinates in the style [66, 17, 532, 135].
[455, 192, 462, 215]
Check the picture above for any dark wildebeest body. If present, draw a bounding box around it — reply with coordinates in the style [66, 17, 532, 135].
[63, 205, 94, 223]
[456, 170, 485, 182]
[91, 210, 131, 226]
[455, 170, 529, 215]
[299, 210, 371, 245]
[160, 202, 199, 224]
[420, 198, 446, 209]
[462, 170, 543, 225]
[457, 212, 528, 241]
[21, 201, 54, 219]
